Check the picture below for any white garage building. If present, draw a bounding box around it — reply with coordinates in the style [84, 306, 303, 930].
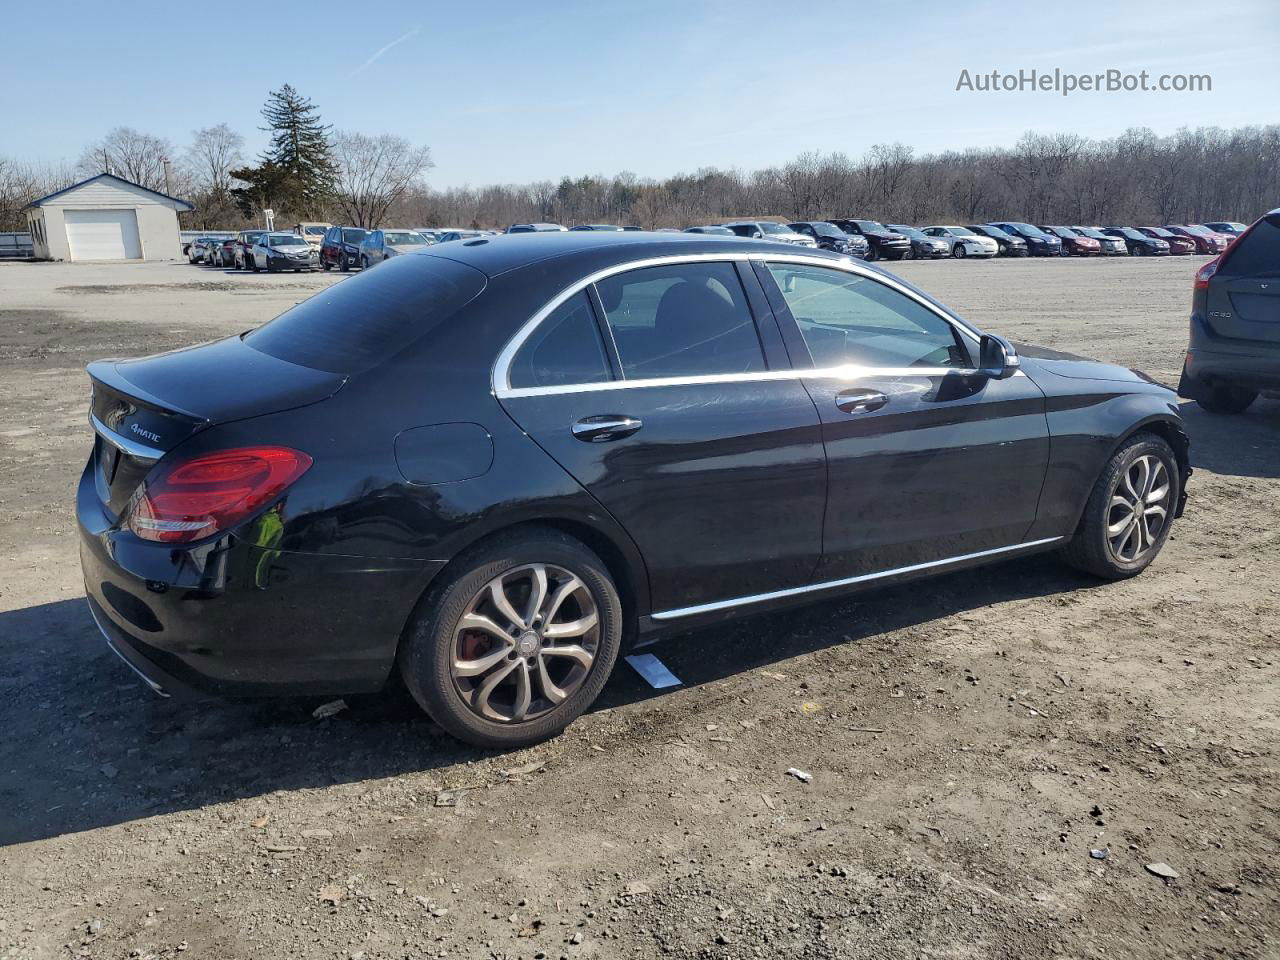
[25, 173, 193, 261]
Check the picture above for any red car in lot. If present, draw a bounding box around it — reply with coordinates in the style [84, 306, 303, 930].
[1137, 227, 1195, 255]
[1041, 226, 1100, 256]
[1164, 224, 1230, 255]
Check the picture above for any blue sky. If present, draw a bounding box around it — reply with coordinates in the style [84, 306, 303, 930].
[4, 0, 1276, 188]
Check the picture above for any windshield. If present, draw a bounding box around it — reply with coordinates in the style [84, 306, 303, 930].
[1075, 228, 1105, 239]
[267, 233, 302, 246]
[1148, 228, 1175, 238]
[694, 226, 733, 235]
[759, 223, 791, 235]
[342, 228, 367, 244]
[808, 222, 845, 238]
[1116, 228, 1143, 239]
[947, 226, 975, 236]
[1007, 222, 1049, 237]
[384, 231, 428, 245]
[1180, 224, 1211, 236]
[887, 225, 925, 240]
[1051, 227, 1079, 238]
[851, 220, 887, 232]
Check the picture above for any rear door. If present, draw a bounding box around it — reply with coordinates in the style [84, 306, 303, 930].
[757, 258, 1050, 581]
[496, 257, 827, 616]
[1207, 213, 1280, 344]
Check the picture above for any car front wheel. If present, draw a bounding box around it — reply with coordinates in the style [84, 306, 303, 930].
[399, 529, 623, 748]
[1061, 433, 1180, 580]
[953, 243, 966, 258]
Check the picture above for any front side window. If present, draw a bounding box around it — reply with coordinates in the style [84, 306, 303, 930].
[766, 263, 970, 370]
[595, 262, 766, 379]
[509, 292, 612, 389]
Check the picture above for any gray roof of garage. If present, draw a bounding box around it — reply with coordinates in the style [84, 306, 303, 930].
[25, 173, 195, 211]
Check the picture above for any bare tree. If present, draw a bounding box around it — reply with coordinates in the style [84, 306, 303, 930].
[331, 132, 433, 228]
[186, 124, 244, 195]
[78, 127, 174, 192]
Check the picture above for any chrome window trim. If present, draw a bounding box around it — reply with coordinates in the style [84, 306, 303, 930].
[650, 537, 1064, 621]
[492, 251, 983, 399]
[90, 412, 164, 462]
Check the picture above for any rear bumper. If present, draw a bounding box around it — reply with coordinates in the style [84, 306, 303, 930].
[77, 463, 445, 698]
[1179, 339, 1280, 396]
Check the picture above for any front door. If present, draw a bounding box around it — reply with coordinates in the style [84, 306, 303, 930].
[757, 259, 1050, 580]
[497, 259, 827, 615]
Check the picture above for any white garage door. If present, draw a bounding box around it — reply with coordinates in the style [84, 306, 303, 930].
[64, 209, 142, 260]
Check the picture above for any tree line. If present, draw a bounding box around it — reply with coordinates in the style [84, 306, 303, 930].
[1, 88, 1276, 234]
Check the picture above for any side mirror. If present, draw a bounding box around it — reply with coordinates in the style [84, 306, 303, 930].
[978, 334, 1020, 380]
[752, 231, 763, 239]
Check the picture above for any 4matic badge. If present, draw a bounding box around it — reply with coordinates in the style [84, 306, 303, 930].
[130, 422, 161, 443]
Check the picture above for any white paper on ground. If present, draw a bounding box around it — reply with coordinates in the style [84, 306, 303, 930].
[625, 653, 682, 689]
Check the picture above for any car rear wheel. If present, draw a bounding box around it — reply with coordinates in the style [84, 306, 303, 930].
[1197, 384, 1257, 415]
[399, 529, 623, 748]
[1061, 433, 1179, 580]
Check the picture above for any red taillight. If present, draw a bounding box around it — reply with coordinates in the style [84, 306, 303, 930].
[1194, 257, 1220, 290]
[128, 446, 312, 543]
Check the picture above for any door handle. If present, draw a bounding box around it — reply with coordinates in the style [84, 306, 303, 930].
[834, 389, 889, 414]
[572, 415, 643, 442]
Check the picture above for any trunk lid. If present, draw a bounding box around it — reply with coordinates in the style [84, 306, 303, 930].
[87, 335, 345, 517]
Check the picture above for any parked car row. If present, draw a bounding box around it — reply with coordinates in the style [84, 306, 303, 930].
[187, 217, 1244, 274]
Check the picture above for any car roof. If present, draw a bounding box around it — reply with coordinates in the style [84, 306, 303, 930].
[406, 231, 818, 279]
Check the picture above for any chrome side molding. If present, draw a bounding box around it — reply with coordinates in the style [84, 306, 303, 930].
[650, 537, 1064, 621]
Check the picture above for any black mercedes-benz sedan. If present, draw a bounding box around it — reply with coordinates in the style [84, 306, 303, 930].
[79, 233, 1190, 747]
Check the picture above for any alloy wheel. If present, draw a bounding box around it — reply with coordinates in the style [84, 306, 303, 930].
[450, 563, 600, 724]
[1106, 454, 1171, 563]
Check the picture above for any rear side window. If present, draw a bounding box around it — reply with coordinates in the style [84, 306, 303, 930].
[1221, 216, 1280, 278]
[510, 292, 612, 389]
[245, 256, 486, 375]
[595, 262, 766, 379]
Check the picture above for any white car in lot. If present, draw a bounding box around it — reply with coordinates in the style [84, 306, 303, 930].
[922, 225, 1000, 258]
[722, 221, 817, 247]
[248, 232, 319, 273]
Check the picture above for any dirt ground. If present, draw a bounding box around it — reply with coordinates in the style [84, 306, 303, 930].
[1, 254, 1276, 960]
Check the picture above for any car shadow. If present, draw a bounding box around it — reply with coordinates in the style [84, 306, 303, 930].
[0, 552, 1095, 847]
[1178, 397, 1280, 480]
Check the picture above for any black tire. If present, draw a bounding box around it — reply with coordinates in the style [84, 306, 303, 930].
[901, 246, 915, 261]
[321, 261, 331, 272]
[953, 243, 966, 259]
[864, 245, 878, 262]
[1060, 433, 1180, 580]
[340, 259, 350, 272]
[1197, 385, 1257, 415]
[399, 529, 623, 748]
[360, 256, 370, 270]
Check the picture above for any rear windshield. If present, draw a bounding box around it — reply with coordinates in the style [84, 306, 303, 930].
[244, 255, 487, 374]
[1221, 216, 1280, 278]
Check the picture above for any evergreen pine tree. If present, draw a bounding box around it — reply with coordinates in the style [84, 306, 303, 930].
[258, 85, 336, 216]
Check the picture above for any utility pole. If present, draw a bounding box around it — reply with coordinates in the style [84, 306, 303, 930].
[162, 156, 175, 196]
